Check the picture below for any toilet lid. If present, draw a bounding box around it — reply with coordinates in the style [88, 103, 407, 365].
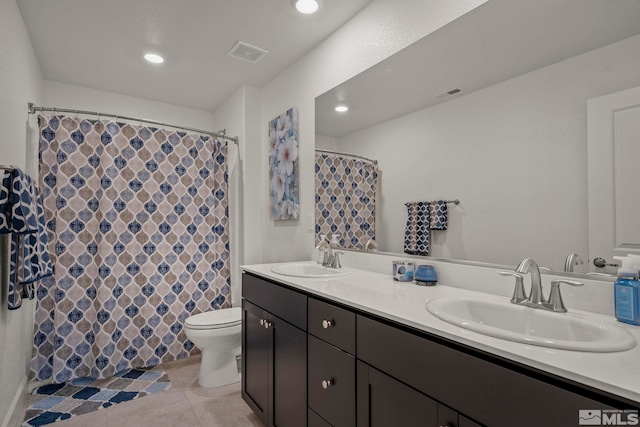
[185, 307, 242, 329]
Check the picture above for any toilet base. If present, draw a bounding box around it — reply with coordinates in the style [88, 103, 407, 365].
[198, 348, 241, 388]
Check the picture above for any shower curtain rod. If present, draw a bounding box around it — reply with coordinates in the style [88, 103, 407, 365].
[27, 102, 239, 145]
[315, 148, 378, 165]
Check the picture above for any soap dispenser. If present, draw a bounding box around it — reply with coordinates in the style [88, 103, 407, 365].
[316, 234, 327, 264]
[613, 256, 640, 325]
[627, 254, 640, 275]
[329, 233, 341, 248]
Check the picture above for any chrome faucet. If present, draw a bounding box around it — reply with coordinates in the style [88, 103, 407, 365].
[499, 257, 584, 313]
[515, 258, 545, 305]
[316, 241, 332, 266]
[564, 252, 584, 272]
[364, 238, 378, 252]
[315, 241, 343, 268]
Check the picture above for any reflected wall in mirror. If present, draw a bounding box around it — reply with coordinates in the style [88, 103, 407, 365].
[315, 0, 640, 273]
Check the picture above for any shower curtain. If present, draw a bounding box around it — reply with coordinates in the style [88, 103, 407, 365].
[31, 115, 230, 383]
[315, 153, 378, 250]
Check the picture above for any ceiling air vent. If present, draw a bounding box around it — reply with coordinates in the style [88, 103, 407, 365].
[435, 88, 462, 99]
[227, 41, 269, 64]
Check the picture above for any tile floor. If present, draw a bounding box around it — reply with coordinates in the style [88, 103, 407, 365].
[22, 355, 262, 427]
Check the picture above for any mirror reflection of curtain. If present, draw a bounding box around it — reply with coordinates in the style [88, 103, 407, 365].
[315, 153, 378, 250]
[31, 115, 230, 383]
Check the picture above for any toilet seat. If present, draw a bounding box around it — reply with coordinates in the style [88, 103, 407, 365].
[185, 307, 242, 330]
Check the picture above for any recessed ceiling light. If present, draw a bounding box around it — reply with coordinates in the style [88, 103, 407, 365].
[295, 0, 319, 14]
[335, 105, 349, 112]
[144, 53, 164, 64]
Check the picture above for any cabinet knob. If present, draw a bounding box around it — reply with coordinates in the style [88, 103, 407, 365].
[259, 319, 264, 326]
[322, 319, 334, 329]
[263, 321, 272, 329]
[321, 379, 334, 389]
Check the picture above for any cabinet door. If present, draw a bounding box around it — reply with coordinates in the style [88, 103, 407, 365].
[357, 361, 437, 427]
[270, 313, 307, 427]
[459, 416, 483, 427]
[308, 336, 355, 427]
[438, 403, 459, 427]
[309, 409, 332, 427]
[242, 300, 268, 423]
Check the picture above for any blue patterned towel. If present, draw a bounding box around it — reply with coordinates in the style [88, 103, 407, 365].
[0, 169, 53, 310]
[0, 169, 39, 234]
[0, 170, 16, 233]
[428, 200, 448, 230]
[404, 201, 430, 256]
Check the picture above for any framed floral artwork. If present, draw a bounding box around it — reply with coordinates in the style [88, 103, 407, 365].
[269, 108, 299, 220]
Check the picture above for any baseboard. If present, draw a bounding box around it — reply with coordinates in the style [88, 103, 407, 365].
[2, 375, 28, 427]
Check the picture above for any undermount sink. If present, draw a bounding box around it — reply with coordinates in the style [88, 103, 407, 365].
[270, 263, 350, 278]
[426, 296, 636, 352]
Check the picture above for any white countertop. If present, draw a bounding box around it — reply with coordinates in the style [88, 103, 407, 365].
[242, 261, 640, 404]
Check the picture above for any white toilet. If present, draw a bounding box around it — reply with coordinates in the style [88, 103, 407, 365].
[184, 307, 242, 388]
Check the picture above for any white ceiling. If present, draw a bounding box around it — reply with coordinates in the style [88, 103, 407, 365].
[17, 0, 371, 112]
[316, 0, 640, 138]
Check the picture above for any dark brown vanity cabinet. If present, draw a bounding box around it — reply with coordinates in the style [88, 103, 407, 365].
[242, 274, 308, 427]
[242, 273, 635, 427]
[357, 315, 620, 427]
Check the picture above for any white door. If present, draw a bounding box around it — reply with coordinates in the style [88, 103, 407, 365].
[588, 85, 640, 273]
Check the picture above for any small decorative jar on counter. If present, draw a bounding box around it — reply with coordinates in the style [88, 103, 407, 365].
[393, 261, 415, 282]
[415, 264, 437, 286]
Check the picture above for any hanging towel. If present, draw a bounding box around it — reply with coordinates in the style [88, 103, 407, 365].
[1, 169, 39, 233]
[1, 169, 53, 310]
[428, 200, 448, 230]
[0, 171, 10, 232]
[404, 201, 430, 256]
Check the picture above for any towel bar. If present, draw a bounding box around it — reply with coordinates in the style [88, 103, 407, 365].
[405, 199, 460, 206]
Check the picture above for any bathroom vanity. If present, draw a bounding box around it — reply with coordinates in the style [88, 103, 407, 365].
[241, 263, 640, 427]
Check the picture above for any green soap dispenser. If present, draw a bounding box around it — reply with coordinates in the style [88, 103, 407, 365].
[613, 256, 640, 325]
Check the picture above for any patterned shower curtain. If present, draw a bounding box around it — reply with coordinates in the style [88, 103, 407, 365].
[315, 153, 378, 250]
[31, 115, 230, 383]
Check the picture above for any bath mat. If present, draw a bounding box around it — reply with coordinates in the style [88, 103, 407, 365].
[23, 368, 171, 427]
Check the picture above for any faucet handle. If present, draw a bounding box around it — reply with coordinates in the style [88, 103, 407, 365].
[498, 271, 527, 304]
[548, 279, 584, 313]
[551, 279, 584, 287]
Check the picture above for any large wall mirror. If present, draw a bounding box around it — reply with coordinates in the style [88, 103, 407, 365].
[314, 0, 640, 275]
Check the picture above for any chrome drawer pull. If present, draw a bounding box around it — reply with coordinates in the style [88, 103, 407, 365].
[321, 379, 334, 389]
[322, 319, 334, 329]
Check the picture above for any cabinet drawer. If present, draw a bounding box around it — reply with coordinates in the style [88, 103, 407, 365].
[308, 298, 356, 354]
[242, 273, 307, 330]
[308, 335, 355, 427]
[357, 314, 614, 427]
